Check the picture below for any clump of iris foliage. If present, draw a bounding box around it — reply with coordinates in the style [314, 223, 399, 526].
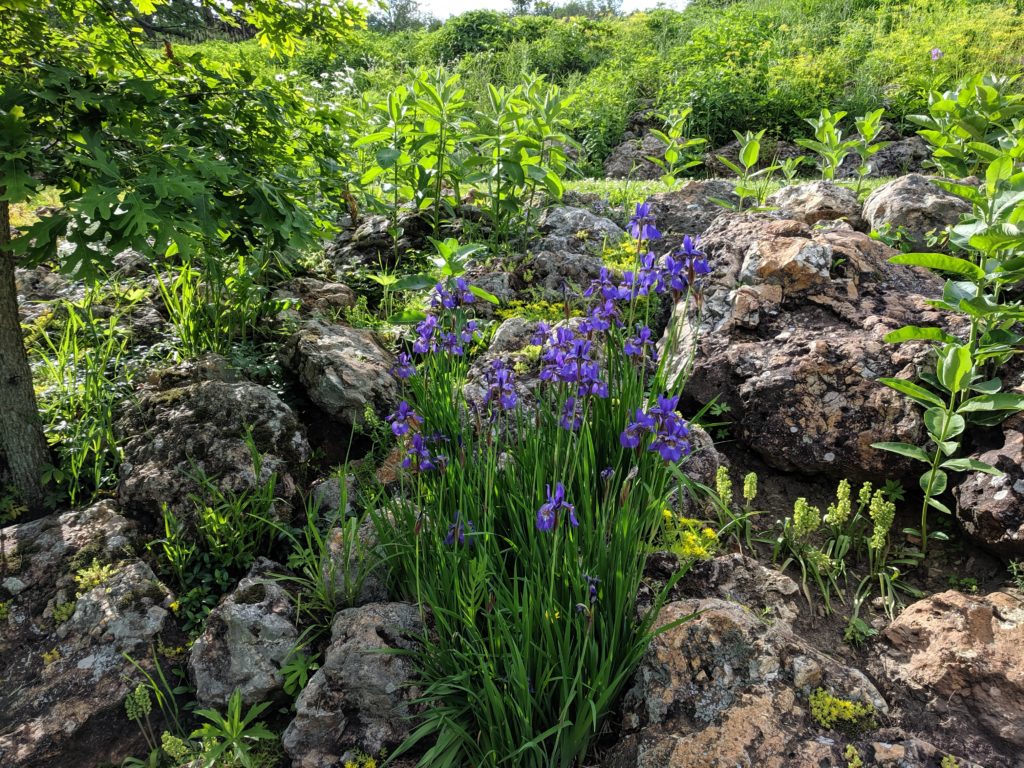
[368, 204, 710, 766]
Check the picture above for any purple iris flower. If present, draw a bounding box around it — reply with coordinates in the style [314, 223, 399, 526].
[388, 400, 423, 437]
[628, 202, 661, 241]
[536, 482, 578, 532]
[560, 396, 582, 431]
[443, 512, 475, 546]
[483, 359, 518, 412]
[402, 433, 447, 473]
[430, 278, 476, 310]
[619, 395, 691, 462]
[930, 47, 943, 61]
[391, 352, 416, 380]
[624, 324, 657, 361]
[413, 315, 438, 354]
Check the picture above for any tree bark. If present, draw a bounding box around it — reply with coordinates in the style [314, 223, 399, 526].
[0, 197, 50, 513]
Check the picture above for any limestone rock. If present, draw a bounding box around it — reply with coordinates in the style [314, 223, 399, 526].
[189, 560, 298, 707]
[282, 602, 422, 766]
[118, 355, 310, 516]
[882, 589, 1024, 750]
[767, 180, 864, 229]
[279, 319, 398, 426]
[863, 174, 971, 250]
[605, 597, 885, 768]
[645, 180, 739, 248]
[603, 133, 665, 180]
[0, 503, 171, 768]
[673, 214, 945, 479]
[955, 412, 1024, 557]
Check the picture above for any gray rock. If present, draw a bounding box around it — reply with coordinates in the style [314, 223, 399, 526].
[529, 249, 606, 300]
[838, 136, 930, 178]
[667, 214, 948, 480]
[645, 180, 739, 249]
[273, 277, 357, 320]
[0, 503, 171, 768]
[189, 561, 298, 706]
[604, 133, 665, 180]
[606, 597, 886, 768]
[955, 411, 1024, 557]
[117, 355, 310, 516]
[863, 174, 970, 250]
[767, 181, 864, 230]
[535, 205, 625, 255]
[282, 602, 422, 766]
[279, 319, 398, 426]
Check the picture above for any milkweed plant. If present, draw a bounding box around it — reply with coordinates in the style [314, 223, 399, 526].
[370, 202, 712, 767]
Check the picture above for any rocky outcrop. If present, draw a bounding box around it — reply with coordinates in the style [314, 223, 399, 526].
[325, 211, 434, 271]
[603, 133, 665, 180]
[677, 214, 945, 479]
[279, 319, 398, 426]
[882, 589, 1024, 754]
[282, 602, 422, 766]
[606, 595, 887, 768]
[189, 560, 298, 707]
[645, 180, 739, 248]
[534, 205, 625, 254]
[838, 136, 930, 179]
[117, 355, 310, 515]
[273, 277, 357, 320]
[767, 180, 864, 230]
[955, 411, 1024, 557]
[0, 503, 172, 768]
[863, 174, 971, 250]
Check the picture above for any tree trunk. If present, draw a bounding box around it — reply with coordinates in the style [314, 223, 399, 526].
[0, 197, 50, 513]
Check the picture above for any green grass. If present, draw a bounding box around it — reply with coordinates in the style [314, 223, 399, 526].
[566, 175, 896, 210]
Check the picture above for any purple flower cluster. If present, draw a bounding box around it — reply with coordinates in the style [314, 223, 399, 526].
[620, 394, 692, 462]
[583, 235, 709, 308]
[413, 314, 479, 356]
[537, 325, 608, 399]
[624, 324, 657, 361]
[392, 352, 416, 380]
[628, 202, 661, 241]
[431, 278, 475, 309]
[536, 482, 578, 532]
[388, 400, 423, 436]
[402, 433, 448, 473]
[483, 359, 517, 412]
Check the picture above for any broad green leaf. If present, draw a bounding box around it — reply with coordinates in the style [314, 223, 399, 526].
[924, 408, 964, 439]
[926, 497, 953, 515]
[958, 393, 1024, 412]
[878, 377, 945, 408]
[919, 468, 948, 495]
[392, 274, 437, 292]
[940, 458, 1002, 475]
[468, 285, 500, 305]
[871, 442, 931, 463]
[883, 325, 957, 345]
[889, 253, 985, 280]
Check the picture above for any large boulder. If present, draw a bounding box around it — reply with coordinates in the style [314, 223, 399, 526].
[117, 355, 310, 516]
[534, 205, 625, 254]
[767, 180, 864, 230]
[189, 560, 298, 707]
[882, 589, 1024, 760]
[838, 136, 931, 179]
[605, 596, 889, 768]
[674, 214, 947, 480]
[863, 174, 971, 250]
[955, 411, 1024, 557]
[282, 602, 422, 767]
[325, 211, 434, 271]
[279, 319, 398, 426]
[603, 133, 665, 180]
[0, 503, 172, 768]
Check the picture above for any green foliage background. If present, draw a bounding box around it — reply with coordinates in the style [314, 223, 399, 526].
[230, 0, 1024, 174]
